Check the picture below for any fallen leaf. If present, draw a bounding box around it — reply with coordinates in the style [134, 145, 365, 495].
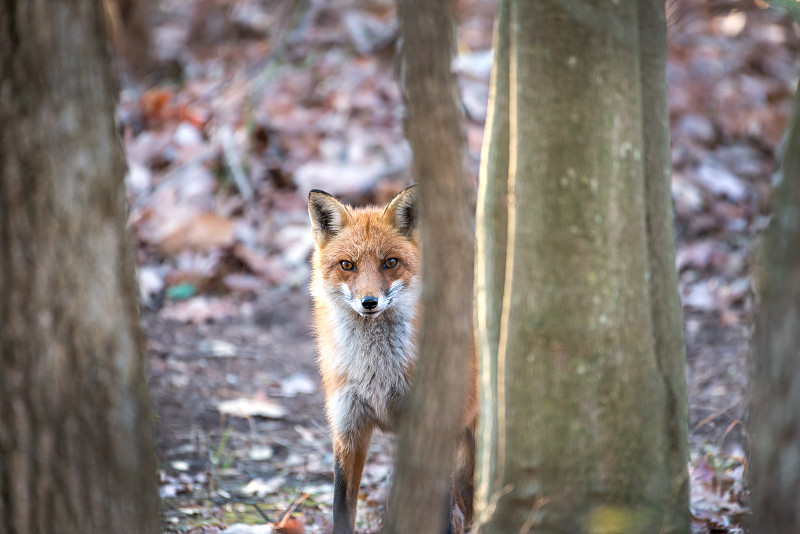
[160, 484, 178, 499]
[294, 425, 315, 443]
[232, 243, 287, 282]
[275, 515, 305, 534]
[292, 160, 386, 197]
[241, 476, 286, 498]
[137, 265, 165, 304]
[692, 164, 748, 202]
[453, 49, 493, 80]
[248, 446, 274, 462]
[171, 460, 191, 472]
[197, 339, 237, 357]
[280, 374, 316, 397]
[221, 525, 273, 534]
[224, 273, 269, 293]
[682, 281, 716, 311]
[218, 394, 286, 419]
[160, 297, 238, 324]
[126, 161, 152, 192]
[175, 121, 205, 147]
[159, 212, 236, 254]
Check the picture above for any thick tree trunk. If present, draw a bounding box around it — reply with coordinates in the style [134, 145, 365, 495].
[0, 2, 161, 534]
[383, 1, 474, 534]
[475, 2, 689, 532]
[750, 79, 800, 533]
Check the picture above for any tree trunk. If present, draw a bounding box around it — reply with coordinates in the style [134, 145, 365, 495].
[104, 0, 154, 80]
[474, 0, 510, 518]
[383, 1, 474, 533]
[750, 78, 800, 533]
[638, 0, 690, 528]
[0, 2, 161, 534]
[474, 2, 689, 532]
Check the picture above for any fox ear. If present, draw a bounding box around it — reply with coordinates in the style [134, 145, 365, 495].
[384, 184, 418, 237]
[308, 189, 349, 245]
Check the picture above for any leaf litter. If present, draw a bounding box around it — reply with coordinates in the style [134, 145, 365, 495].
[119, 0, 800, 532]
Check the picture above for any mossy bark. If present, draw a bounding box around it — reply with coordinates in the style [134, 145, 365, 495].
[750, 79, 800, 533]
[638, 1, 690, 530]
[475, 2, 689, 532]
[383, 1, 474, 533]
[0, 2, 161, 533]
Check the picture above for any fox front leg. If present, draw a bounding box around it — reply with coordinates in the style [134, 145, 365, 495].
[332, 429, 372, 534]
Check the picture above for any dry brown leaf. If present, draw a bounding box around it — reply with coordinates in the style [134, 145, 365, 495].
[160, 297, 237, 324]
[274, 515, 304, 534]
[218, 393, 286, 419]
[159, 212, 236, 255]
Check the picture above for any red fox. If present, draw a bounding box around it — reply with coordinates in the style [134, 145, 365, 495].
[308, 185, 477, 534]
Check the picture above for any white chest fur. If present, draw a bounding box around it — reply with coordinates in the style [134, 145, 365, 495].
[325, 304, 416, 437]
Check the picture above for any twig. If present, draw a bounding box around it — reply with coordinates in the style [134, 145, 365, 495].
[518, 493, 564, 534]
[474, 484, 513, 527]
[690, 405, 749, 439]
[218, 124, 254, 200]
[275, 466, 311, 529]
[128, 152, 215, 213]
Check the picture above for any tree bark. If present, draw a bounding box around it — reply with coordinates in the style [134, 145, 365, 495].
[475, 1, 689, 532]
[0, 2, 161, 534]
[104, 0, 154, 80]
[638, 0, 690, 529]
[750, 78, 800, 533]
[383, 1, 474, 533]
[474, 0, 510, 519]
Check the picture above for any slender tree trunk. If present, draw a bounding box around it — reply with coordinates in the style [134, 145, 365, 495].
[104, 0, 154, 80]
[475, 2, 689, 532]
[638, 0, 690, 528]
[0, 2, 161, 534]
[750, 78, 800, 533]
[474, 0, 509, 518]
[383, 1, 474, 533]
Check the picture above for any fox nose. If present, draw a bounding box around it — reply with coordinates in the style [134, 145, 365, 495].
[361, 296, 379, 310]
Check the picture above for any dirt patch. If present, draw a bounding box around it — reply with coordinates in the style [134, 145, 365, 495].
[148, 274, 753, 533]
[122, 1, 800, 532]
[148, 288, 397, 532]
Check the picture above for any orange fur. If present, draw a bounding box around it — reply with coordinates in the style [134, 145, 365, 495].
[308, 186, 477, 534]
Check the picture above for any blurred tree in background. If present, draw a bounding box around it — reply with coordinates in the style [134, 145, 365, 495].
[751, 76, 800, 534]
[0, 2, 160, 533]
[104, 0, 154, 80]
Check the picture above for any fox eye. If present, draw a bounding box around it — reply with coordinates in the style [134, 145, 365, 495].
[383, 258, 398, 269]
[340, 260, 355, 271]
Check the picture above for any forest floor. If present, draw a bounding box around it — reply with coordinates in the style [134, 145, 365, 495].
[122, 1, 800, 533]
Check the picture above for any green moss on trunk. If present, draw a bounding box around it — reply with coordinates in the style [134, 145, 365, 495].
[476, 2, 689, 532]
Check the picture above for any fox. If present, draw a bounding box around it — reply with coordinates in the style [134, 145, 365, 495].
[307, 185, 477, 534]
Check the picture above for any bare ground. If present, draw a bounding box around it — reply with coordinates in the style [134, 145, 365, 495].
[128, 1, 800, 532]
[148, 275, 753, 533]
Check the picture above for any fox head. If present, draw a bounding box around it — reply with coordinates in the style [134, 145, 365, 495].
[308, 186, 420, 319]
